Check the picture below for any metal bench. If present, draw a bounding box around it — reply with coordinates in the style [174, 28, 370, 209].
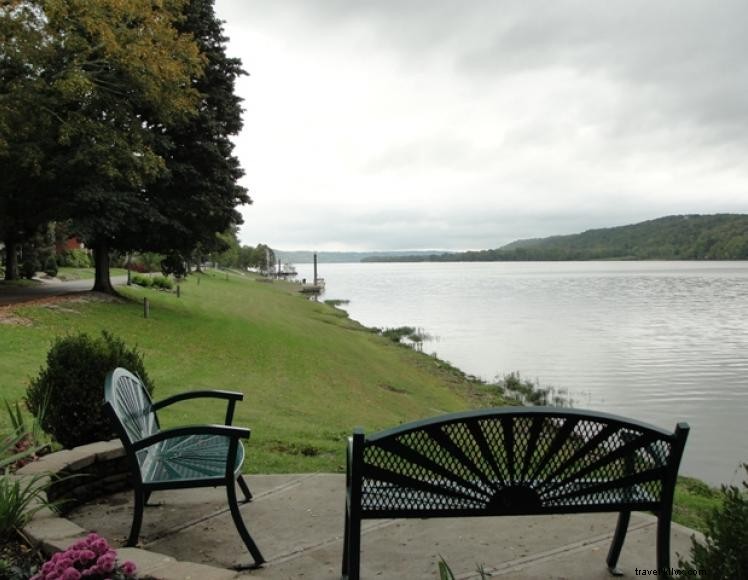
[103, 367, 264, 568]
[342, 407, 689, 579]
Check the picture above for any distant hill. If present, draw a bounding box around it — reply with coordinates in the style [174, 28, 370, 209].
[362, 214, 748, 262]
[276, 250, 454, 263]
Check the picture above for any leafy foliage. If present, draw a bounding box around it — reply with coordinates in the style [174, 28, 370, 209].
[0, 474, 55, 543]
[497, 372, 572, 407]
[26, 332, 154, 449]
[151, 275, 174, 290]
[130, 273, 153, 288]
[679, 464, 748, 579]
[57, 250, 92, 269]
[2, 0, 207, 290]
[438, 556, 488, 579]
[1, 400, 48, 473]
[160, 252, 188, 279]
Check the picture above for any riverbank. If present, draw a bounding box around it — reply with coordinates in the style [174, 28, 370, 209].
[0, 269, 723, 532]
[0, 270, 500, 473]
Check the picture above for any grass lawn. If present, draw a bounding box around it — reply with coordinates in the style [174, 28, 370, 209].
[0, 271, 497, 473]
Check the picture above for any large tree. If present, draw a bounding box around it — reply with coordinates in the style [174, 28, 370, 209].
[145, 0, 250, 261]
[42, 0, 205, 292]
[2, 1, 250, 291]
[0, 2, 59, 279]
[2, 0, 204, 290]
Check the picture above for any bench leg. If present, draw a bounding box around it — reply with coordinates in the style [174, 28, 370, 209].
[342, 504, 350, 577]
[656, 510, 672, 572]
[227, 480, 265, 568]
[342, 507, 361, 580]
[606, 510, 630, 576]
[127, 487, 146, 547]
[237, 475, 253, 502]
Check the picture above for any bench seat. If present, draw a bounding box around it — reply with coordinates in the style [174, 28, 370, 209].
[138, 433, 245, 485]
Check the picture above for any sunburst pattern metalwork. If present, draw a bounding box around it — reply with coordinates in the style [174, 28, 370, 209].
[140, 434, 244, 483]
[360, 412, 672, 515]
[111, 373, 158, 444]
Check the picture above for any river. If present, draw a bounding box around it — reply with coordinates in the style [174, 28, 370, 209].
[293, 260, 748, 485]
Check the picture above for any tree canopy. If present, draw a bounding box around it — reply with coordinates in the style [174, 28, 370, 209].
[1, 0, 251, 289]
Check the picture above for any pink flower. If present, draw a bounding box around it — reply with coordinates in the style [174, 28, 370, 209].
[97, 553, 116, 573]
[62, 568, 81, 580]
[121, 560, 137, 575]
[78, 549, 96, 563]
[91, 538, 109, 555]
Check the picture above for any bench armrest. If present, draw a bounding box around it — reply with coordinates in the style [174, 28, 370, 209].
[131, 424, 251, 452]
[152, 390, 244, 424]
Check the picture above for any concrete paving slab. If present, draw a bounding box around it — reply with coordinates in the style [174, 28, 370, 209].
[66, 474, 702, 579]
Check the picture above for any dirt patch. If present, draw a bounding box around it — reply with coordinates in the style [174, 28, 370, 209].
[0, 306, 32, 326]
[379, 383, 407, 394]
[0, 292, 126, 325]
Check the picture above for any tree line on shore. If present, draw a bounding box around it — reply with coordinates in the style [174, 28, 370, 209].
[0, 0, 255, 290]
[362, 214, 748, 262]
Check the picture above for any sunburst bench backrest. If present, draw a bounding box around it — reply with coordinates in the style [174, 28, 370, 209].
[341, 407, 689, 580]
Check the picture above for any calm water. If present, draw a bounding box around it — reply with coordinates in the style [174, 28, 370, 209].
[294, 261, 748, 485]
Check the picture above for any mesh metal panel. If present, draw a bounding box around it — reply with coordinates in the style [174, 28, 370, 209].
[361, 412, 672, 515]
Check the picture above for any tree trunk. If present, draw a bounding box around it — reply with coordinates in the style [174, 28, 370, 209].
[3, 239, 19, 281]
[92, 241, 115, 294]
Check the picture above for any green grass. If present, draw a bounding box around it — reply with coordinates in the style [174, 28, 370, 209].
[0, 271, 494, 473]
[674, 476, 724, 534]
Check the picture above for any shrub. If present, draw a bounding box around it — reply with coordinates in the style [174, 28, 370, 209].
[32, 533, 137, 580]
[160, 252, 187, 279]
[679, 463, 748, 579]
[151, 275, 173, 290]
[26, 332, 155, 449]
[57, 249, 92, 268]
[20, 255, 39, 280]
[125, 262, 147, 273]
[130, 273, 152, 288]
[131, 252, 164, 273]
[43, 256, 58, 277]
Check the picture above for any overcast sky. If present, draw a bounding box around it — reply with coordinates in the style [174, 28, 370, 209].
[215, 0, 748, 251]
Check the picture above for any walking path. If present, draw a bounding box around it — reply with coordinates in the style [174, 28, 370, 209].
[68, 474, 702, 579]
[0, 276, 127, 306]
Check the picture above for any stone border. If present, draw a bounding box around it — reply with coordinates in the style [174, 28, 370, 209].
[16, 441, 238, 580]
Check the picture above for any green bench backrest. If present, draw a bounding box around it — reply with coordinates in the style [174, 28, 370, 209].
[104, 367, 159, 447]
[356, 408, 688, 516]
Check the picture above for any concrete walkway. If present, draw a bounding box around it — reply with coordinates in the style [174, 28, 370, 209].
[68, 474, 701, 579]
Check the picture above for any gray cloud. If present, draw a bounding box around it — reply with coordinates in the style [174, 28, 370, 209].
[219, 1, 748, 250]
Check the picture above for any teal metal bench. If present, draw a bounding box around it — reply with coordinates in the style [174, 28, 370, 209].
[103, 367, 264, 568]
[342, 407, 689, 579]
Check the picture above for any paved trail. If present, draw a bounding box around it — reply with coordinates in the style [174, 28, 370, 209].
[0, 276, 127, 306]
